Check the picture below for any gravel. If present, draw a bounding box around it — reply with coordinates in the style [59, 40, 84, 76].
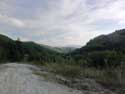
[0, 63, 82, 94]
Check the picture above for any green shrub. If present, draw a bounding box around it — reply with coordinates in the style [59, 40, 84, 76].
[45, 63, 82, 78]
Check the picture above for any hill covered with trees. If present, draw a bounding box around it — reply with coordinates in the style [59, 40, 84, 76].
[0, 34, 59, 62]
[72, 29, 125, 54]
[0, 29, 124, 93]
[0, 29, 125, 68]
[70, 29, 125, 68]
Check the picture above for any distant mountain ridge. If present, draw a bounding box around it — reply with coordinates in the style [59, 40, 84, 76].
[43, 46, 77, 53]
[39, 43, 79, 53]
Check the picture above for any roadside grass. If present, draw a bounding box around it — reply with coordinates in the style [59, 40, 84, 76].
[30, 61, 123, 92]
[82, 68, 122, 86]
[44, 63, 82, 78]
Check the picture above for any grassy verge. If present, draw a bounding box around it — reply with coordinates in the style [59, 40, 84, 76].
[32, 62, 121, 83]
[28, 61, 123, 93]
[44, 63, 82, 78]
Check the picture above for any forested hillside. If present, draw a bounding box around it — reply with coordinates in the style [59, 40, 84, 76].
[70, 29, 125, 68]
[0, 29, 125, 67]
[0, 34, 59, 62]
[72, 29, 125, 54]
[0, 29, 124, 93]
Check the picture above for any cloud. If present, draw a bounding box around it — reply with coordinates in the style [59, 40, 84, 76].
[89, 0, 125, 23]
[0, 14, 26, 28]
[0, 0, 124, 46]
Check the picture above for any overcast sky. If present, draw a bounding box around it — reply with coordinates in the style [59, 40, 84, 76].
[0, 0, 125, 47]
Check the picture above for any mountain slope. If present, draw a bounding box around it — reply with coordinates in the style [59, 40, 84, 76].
[72, 29, 125, 55]
[70, 29, 125, 69]
[22, 41, 59, 61]
[0, 34, 59, 62]
[0, 34, 13, 43]
[40, 44, 77, 53]
[49, 47, 77, 53]
[0, 34, 16, 61]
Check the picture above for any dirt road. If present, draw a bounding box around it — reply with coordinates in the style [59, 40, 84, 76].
[0, 63, 82, 94]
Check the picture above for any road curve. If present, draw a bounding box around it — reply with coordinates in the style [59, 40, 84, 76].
[0, 63, 82, 94]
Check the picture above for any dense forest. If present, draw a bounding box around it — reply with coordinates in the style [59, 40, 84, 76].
[70, 29, 125, 68]
[0, 29, 125, 69]
[0, 35, 60, 62]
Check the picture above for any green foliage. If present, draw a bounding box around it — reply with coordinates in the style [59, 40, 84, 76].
[0, 34, 60, 63]
[72, 29, 125, 54]
[45, 63, 82, 78]
[70, 29, 125, 68]
[0, 30, 124, 90]
[86, 51, 123, 68]
[0, 29, 125, 68]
